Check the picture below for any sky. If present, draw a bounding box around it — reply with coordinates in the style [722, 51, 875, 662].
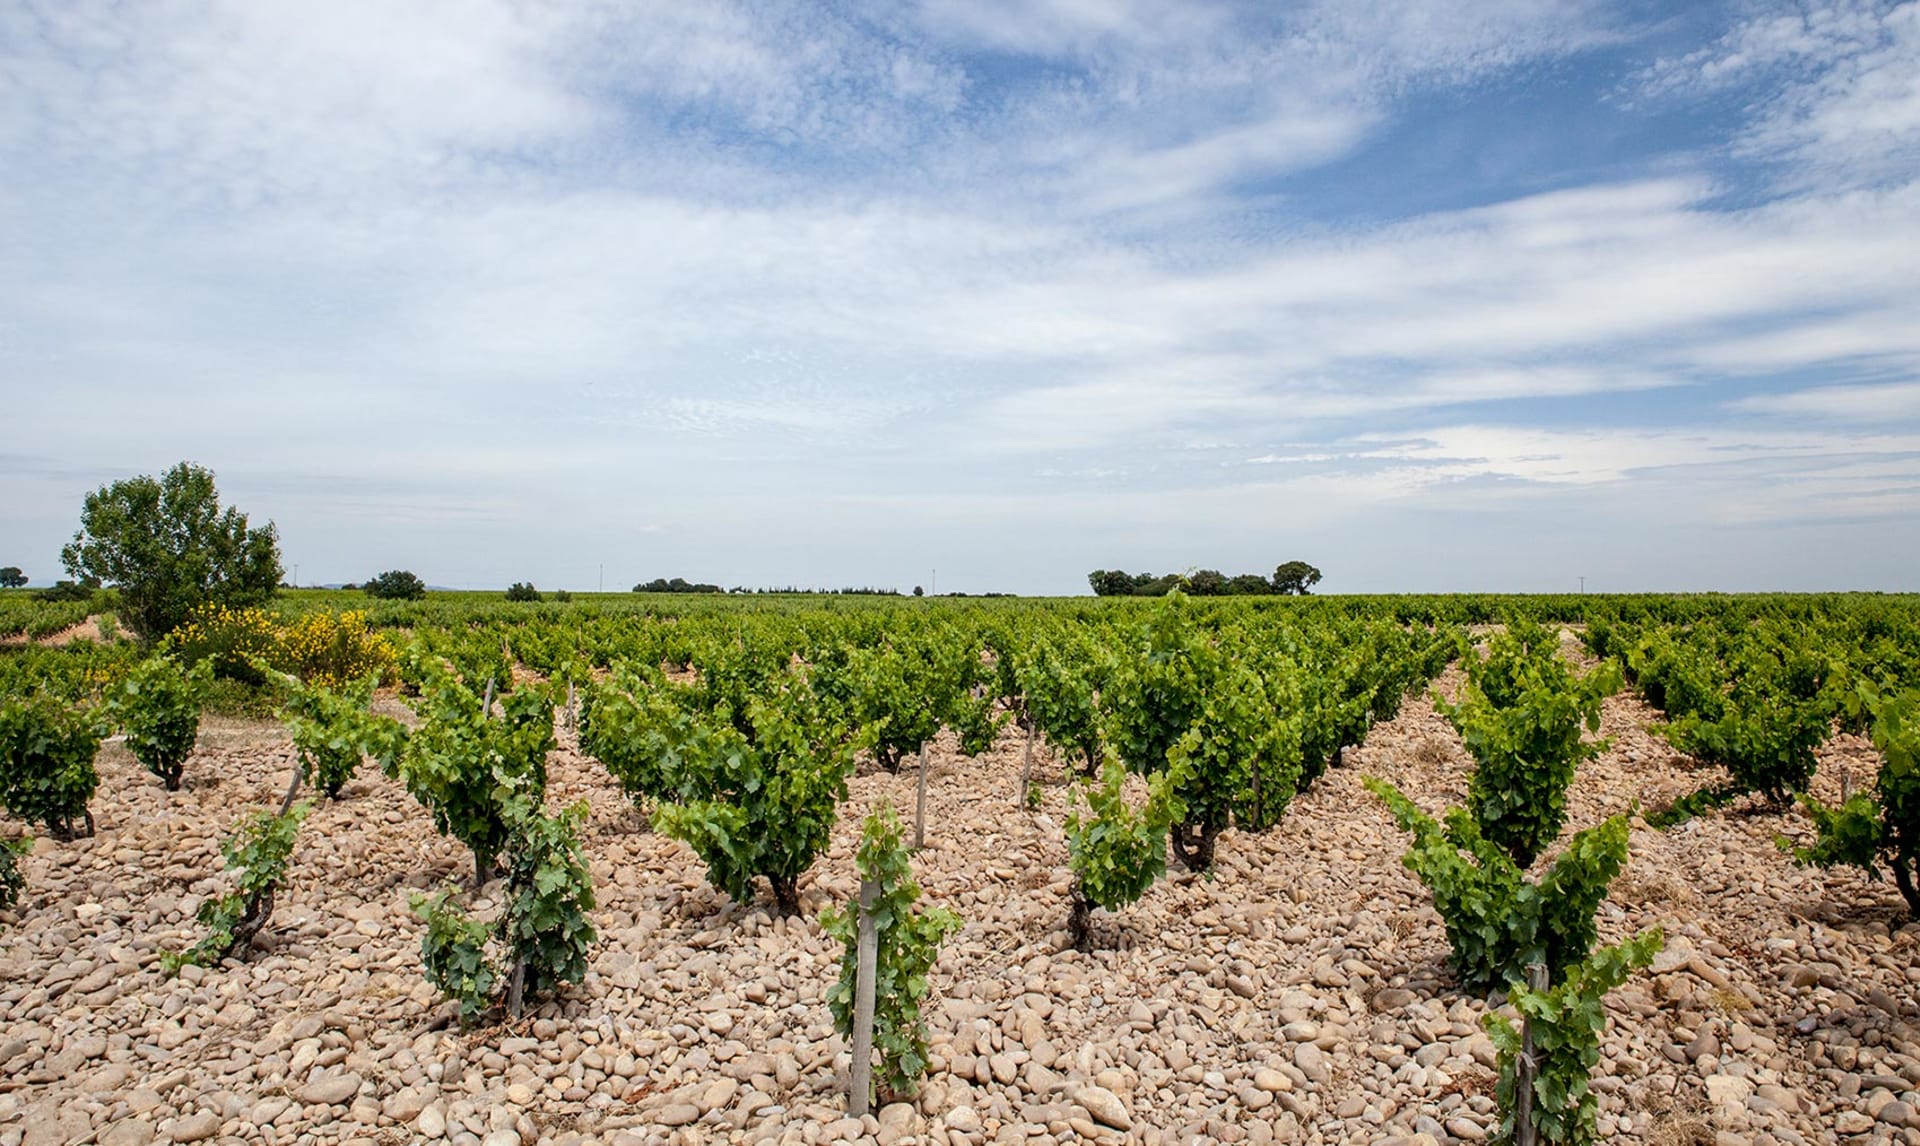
[3, 0, 1919, 595]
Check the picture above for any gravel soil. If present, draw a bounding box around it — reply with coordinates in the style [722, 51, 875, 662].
[2, 662, 1918, 1146]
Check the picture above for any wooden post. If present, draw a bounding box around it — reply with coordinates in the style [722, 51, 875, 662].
[482, 677, 496, 720]
[566, 680, 578, 734]
[1018, 722, 1036, 806]
[507, 959, 527, 1020]
[913, 741, 930, 850]
[849, 878, 879, 1117]
[276, 762, 305, 817]
[1515, 961, 1547, 1146]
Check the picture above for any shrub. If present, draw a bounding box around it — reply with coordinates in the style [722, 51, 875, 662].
[579, 665, 712, 807]
[1793, 685, 1920, 918]
[391, 651, 553, 884]
[823, 804, 962, 1104]
[1103, 596, 1303, 871]
[0, 695, 105, 839]
[61, 461, 281, 640]
[277, 672, 408, 799]
[653, 679, 856, 914]
[553, 589, 573, 603]
[411, 889, 498, 1024]
[505, 582, 542, 603]
[0, 835, 28, 911]
[163, 604, 280, 684]
[364, 570, 428, 601]
[1065, 755, 1184, 950]
[1485, 931, 1663, 1146]
[409, 799, 597, 1023]
[1019, 641, 1103, 776]
[164, 801, 310, 972]
[1439, 632, 1618, 867]
[109, 655, 211, 790]
[1366, 778, 1630, 991]
[1661, 699, 1828, 808]
[276, 610, 397, 689]
[496, 800, 597, 1009]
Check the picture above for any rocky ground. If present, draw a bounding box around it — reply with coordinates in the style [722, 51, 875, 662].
[2, 654, 1918, 1146]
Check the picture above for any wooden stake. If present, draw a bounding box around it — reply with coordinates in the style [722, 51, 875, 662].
[849, 878, 879, 1117]
[913, 741, 929, 850]
[1018, 722, 1036, 806]
[482, 677, 496, 719]
[1515, 961, 1547, 1146]
[508, 958, 527, 1020]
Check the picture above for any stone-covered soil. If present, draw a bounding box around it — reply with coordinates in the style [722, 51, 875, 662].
[2, 655, 1918, 1146]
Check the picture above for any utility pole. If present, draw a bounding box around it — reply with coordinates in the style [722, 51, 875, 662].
[599, 564, 604, 594]
[1579, 576, 1585, 594]
[931, 569, 936, 595]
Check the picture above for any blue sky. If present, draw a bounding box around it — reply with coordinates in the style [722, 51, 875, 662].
[3, 0, 1918, 594]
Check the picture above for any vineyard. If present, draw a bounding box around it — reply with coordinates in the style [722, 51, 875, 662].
[1, 590, 1918, 1145]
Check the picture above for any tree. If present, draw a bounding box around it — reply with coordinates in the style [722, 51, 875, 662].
[1272, 560, 1322, 595]
[1186, 569, 1228, 596]
[505, 582, 542, 602]
[61, 463, 281, 640]
[0, 568, 25, 589]
[1087, 570, 1134, 597]
[364, 570, 428, 601]
[912, 585, 924, 597]
[1226, 573, 1272, 595]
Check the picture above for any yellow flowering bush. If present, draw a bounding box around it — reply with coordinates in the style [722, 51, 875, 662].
[163, 605, 281, 684]
[163, 606, 396, 688]
[276, 611, 397, 689]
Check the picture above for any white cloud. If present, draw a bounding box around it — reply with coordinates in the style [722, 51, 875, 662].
[3, 1, 1919, 591]
[1633, 0, 1920, 186]
[1731, 378, 1920, 419]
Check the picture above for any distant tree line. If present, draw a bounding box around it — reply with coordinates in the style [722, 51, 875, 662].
[634, 578, 724, 594]
[737, 585, 901, 596]
[1089, 560, 1322, 597]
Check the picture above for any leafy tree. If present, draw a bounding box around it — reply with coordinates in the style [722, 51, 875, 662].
[36, 580, 93, 603]
[504, 582, 542, 602]
[633, 577, 723, 594]
[364, 570, 428, 600]
[912, 586, 924, 597]
[822, 804, 962, 1103]
[61, 462, 281, 640]
[1186, 569, 1229, 596]
[0, 568, 25, 589]
[1272, 560, 1322, 595]
[1226, 573, 1272, 595]
[1087, 570, 1135, 597]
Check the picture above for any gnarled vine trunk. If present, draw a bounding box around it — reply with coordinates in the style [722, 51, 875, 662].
[770, 874, 801, 916]
[1170, 820, 1218, 872]
[1067, 883, 1092, 952]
